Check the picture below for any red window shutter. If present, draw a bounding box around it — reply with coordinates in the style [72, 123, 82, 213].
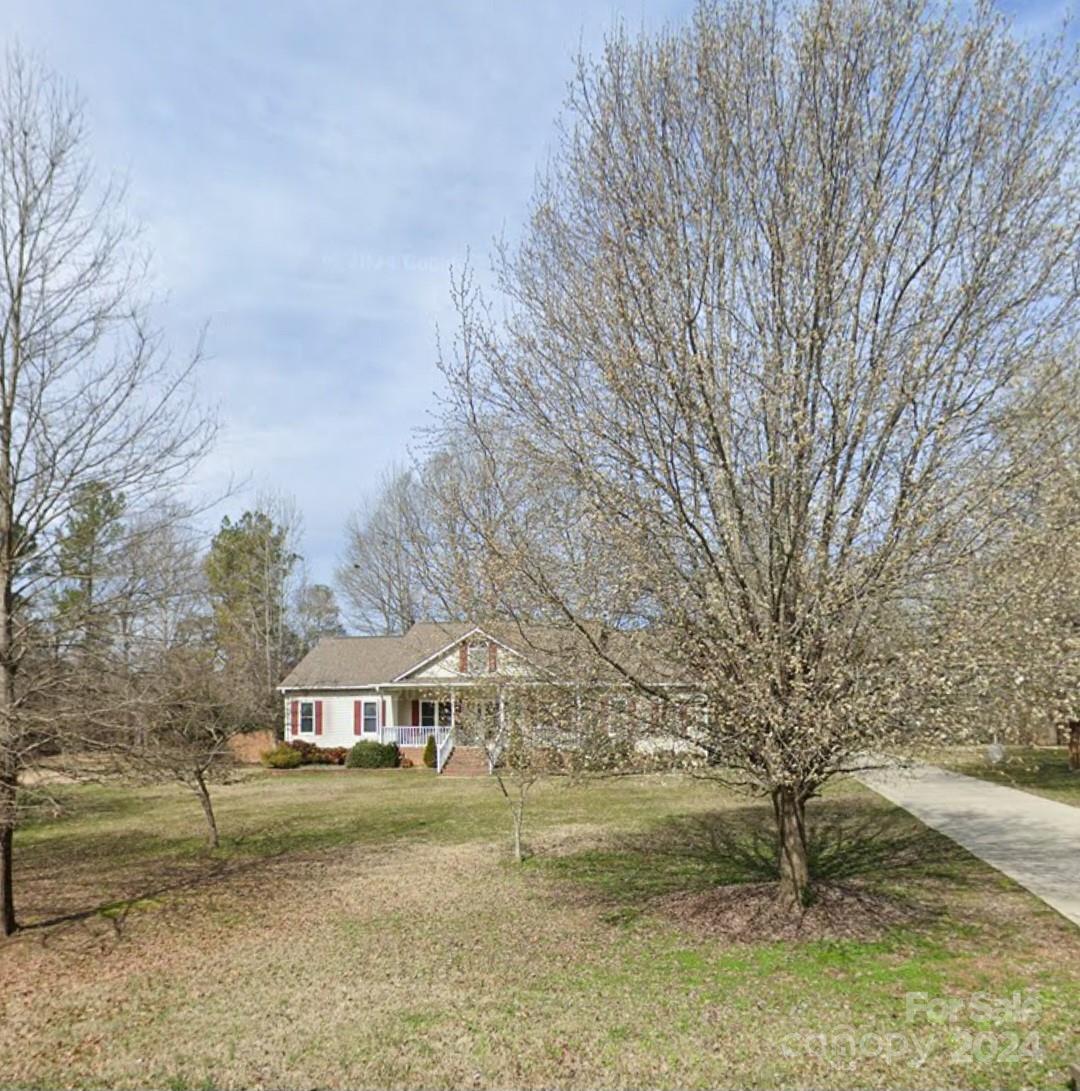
[411, 699, 420, 726]
[488, 642, 497, 672]
[353, 700, 362, 736]
[290, 700, 299, 737]
[315, 701, 324, 736]
[458, 642, 468, 672]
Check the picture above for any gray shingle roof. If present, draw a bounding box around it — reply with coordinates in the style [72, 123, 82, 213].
[279, 621, 475, 687]
[279, 620, 683, 689]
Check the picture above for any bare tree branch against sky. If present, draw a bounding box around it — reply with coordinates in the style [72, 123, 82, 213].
[2, 1, 1074, 585]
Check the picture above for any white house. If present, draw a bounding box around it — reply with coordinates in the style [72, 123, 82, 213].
[278, 622, 553, 773]
[277, 620, 688, 774]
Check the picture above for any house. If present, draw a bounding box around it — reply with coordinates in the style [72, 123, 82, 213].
[278, 622, 546, 774]
[277, 620, 688, 774]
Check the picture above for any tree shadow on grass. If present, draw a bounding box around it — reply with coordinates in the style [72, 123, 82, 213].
[537, 796, 975, 941]
[11, 792, 503, 951]
[15, 850, 278, 950]
[12, 826, 349, 952]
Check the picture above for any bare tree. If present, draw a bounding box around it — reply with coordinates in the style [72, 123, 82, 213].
[475, 686, 557, 863]
[117, 640, 248, 850]
[453, 679, 635, 862]
[437, 1, 1078, 908]
[0, 50, 215, 934]
[293, 580, 345, 654]
[339, 450, 516, 633]
[339, 466, 429, 634]
[80, 515, 274, 850]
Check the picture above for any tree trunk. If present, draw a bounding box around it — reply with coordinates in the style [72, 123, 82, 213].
[193, 770, 220, 850]
[1069, 722, 1080, 773]
[0, 758, 15, 936]
[0, 555, 18, 936]
[510, 803, 524, 863]
[773, 786, 809, 909]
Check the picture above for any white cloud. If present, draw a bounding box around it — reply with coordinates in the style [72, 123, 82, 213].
[10, 0, 1066, 588]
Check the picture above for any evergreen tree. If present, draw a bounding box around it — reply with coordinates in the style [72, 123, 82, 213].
[54, 483, 126, 656]
[205, 508, 298, 721]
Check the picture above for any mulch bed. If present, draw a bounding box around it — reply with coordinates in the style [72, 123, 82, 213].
[659, 880, 930, 942]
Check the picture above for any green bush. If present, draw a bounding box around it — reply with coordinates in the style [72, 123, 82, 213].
[346, 740, 400, 769]
[423, 734, 437, 768]
[262, 743, 303, 769]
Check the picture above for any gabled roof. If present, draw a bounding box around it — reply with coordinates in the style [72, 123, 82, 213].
[279, 619, 685, 690]
[279, 622, 476, 688]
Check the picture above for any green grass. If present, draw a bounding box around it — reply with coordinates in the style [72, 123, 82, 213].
[944, 745, 1079, 806]
[531, 794, 975, 918]
[2, 769, 1078, 1089]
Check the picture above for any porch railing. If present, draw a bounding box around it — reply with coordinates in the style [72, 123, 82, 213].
[379, 725, 441, 748]
[435, 726, 455, 773]
[378, 724, 455, 770]
[486, 741, 504, 774]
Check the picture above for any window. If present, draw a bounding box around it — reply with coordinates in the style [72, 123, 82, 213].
[362, 700, 379, 735]
[420, 700, 451, 728]
[467, 641, 490, 674]
[299, 701, 315, 734]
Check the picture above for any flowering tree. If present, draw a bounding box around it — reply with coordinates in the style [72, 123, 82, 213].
[436, 1, 1079, 907]
[918, 362, 1079, 757]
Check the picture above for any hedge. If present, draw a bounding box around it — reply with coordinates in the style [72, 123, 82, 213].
[346, 740, 401, 768]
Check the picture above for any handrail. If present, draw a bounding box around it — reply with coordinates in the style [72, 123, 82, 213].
[435, 726, 455, 774]
[486, 741, 504, 774]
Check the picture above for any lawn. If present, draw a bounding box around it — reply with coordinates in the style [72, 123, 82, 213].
[944, 746, 1079, 807]
[2, 768, 1078, 1089]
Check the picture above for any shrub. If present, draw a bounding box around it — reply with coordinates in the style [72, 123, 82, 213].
[423, 734, 437, 768]
[262, 744, 302, 769]
[346, 740, 400, 769]
[286, 739, 323, 764]
[285, 740, 349, 766]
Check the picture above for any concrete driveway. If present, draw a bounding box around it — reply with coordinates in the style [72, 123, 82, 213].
[858, 763, 1080, 928]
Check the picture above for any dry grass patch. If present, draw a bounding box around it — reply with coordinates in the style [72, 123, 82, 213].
[1, 772, 1078, 1089]
[660, 880, 929, 942]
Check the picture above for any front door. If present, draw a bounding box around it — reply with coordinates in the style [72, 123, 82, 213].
[419, 699, 451, 732]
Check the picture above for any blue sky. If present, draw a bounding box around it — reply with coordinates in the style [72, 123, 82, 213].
[3, 0, 1074, 592]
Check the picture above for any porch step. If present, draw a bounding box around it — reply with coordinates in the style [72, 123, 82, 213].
[440, 745, 489, 777]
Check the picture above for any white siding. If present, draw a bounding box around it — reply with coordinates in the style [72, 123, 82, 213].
[408, 639, 531, 680]
[411, 647, 460, 679]
[282, 690, 395, 748]
[280, 636, 538, 750]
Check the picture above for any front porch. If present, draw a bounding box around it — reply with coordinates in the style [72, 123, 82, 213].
[377, 690, 501, 774]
